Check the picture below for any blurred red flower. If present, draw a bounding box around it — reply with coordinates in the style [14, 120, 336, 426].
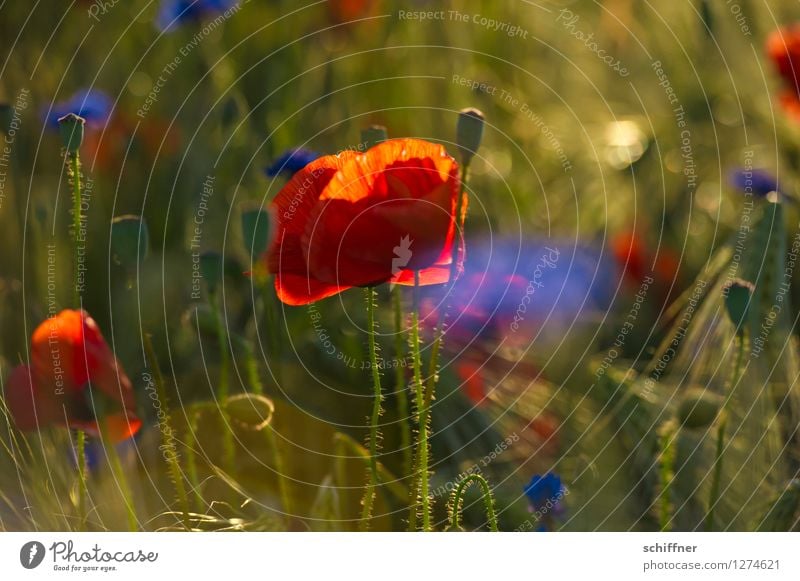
[267, 138, 461, 305]
[3, 310, 140, 442]
[83, 114, 182, 174]
[612, 231, 679, 284]
[767, 25, 800, 120]
[327, 0, 375, 23]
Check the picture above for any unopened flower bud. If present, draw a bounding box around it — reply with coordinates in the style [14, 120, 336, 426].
[58, 113, 85, 154]
[360, 125, 388, 150]
[111, 215, 149, 268]
[0, 103, 11, 135]
[723, 278, 754, 334]
[240, 204, 270, 261]
[456, 107, 485, 164]
[199, 251, 224, 294]
[678, 388, 722, 429]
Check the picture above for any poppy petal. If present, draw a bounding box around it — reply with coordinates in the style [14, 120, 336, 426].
[70, 413, 142, 443]
[306, 139, 460, 287]
[267, 151, 359, 304]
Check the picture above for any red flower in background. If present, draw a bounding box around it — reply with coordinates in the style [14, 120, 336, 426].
[612, 230, 680, 300]
[767, 24, 800, 120]
[327, 0, 375, 23]
[267, 138, 461, 305]
[3, 310, 140, 442]
[83, 114, 182, 174]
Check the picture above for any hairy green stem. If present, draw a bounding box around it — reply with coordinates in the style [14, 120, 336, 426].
[260, 276, 281, 383]
[76, 429, 87, 531]
[705, 333, 746, 531]
[410, 271, 431, 530]
[657, 422, 677, 532]
[210, 291, 234, 469]
[392, 287, 412, 479]
[333, 435, 348, 527]
[447, 473, 499, 532]
[241, 338, 263, 396]
[144, 333, 190, 528]
[265, 426, 292, 522]
[185, 405, 204, 513]
[98, 421, 137, 531]
[239, 339, 291, 520]
[69, 152, 82, 306]
[424, 160, 471, 399]
[360, 287, 383, 530]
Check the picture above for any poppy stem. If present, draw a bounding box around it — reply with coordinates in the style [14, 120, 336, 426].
[143, 333, 190, 529]
[76, 429, 87, 531]
[68, 151, 82, 306]
[210, 289, 234, 470]
[705, 331, 746, 531]
[657, 421, 677, 532]
[360, 287, 382, 530]
[392, 286, 413, 479]
[264, 425, 293, 524]
[333, 434, 349, 527]
[260, 276, 282, 385]
[410, 271, 432, 530]
[98, 421, 138, 531]
[185, 404, 205, 513]
[446, 473, 498, 532]
[422, 160, 471, 440]
[241, 337, 263, 396]
[238, 337, 292, 523]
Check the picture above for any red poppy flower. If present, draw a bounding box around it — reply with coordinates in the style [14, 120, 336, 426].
[767, 25, 800, 119]
[327, 0, 375, 24]
[612, 230, 680, 304]
[267, 138, 462, 305]
[3, 310, 140, 442]
[455, 360, 487, 406]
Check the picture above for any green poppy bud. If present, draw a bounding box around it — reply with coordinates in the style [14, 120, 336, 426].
[58, 113, 85, 154]
[456, 107, 485, 164]
[360, 125, 388, 151]
[240, 204, 270, 261]
[110, 215, 149, 268]
[186, 304, 217, 338]
[678, 388, 722, 429]
[723, 278, 754, 334]
[0, 103, 11, 134]
[199, 251, 224, 294]
[221, 96, 240, 127]
[224, 393, 275, 431]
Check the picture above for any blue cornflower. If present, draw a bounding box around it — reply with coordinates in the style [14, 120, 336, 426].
[524, 473, 565, 513]
[156, 0, 239, 32]
[728, 168, 781, 198]
[70, 436, 137, 473]
[45, 89, 112, 129]
[264, 148, 320, 178]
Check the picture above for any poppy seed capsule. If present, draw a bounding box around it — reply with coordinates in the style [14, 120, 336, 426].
[723, 278, 755, 334]
[678, 388, 722, 429]
[360, 125, 388, 150]
[110, 215, 149, 268]
[199, 251, 224, 294]
[188, 304, 218, 338]
[456, 107, 485, 163]
[58, 113, 85, 154]
[0, 103, 11, 134]
[240, 205, 270, 260]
